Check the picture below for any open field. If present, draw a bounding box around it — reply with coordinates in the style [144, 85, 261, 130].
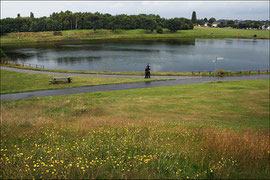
[1, 27, 269, 45]
[0, 70, 162, 94]
[1, 79, 269, 179]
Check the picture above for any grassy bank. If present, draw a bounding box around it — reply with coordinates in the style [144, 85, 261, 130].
[0, 70, 163, 94]
[1, 27, 269, 45]
[1, 79, 269, 179]
[2, 64, 269, 77]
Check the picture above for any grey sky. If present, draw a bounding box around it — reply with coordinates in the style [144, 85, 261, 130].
[1, 1, 269, 21]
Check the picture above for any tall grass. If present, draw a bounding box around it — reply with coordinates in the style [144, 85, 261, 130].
[1, 79, 269, 178]
[1, 125, 269, 179]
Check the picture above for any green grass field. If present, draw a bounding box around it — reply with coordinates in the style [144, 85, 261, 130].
[0, 70, 162, 94]
[1, 27, 269, 44]
[2, 64, 269, 77]
[1, 79, 269, 179]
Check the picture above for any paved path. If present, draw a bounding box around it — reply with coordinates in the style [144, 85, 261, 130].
[1, 73, 269, 101]
[0, 66, 201, 80]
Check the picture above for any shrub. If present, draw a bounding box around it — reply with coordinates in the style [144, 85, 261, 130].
[0, 48, 8, 63]
[156, 26, 163, 34]
[216, 69, 227, 77]
[53, 31, 63, 36]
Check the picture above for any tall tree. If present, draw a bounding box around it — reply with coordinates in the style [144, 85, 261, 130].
[208, 17, 216, 24]
[142, 17, 157, 32]
[227, 20, 235, 27]
[166, 18, 183, 32]
[191, 11, 197, 24]
[30, 12, 34, 18]
[92, 12, 101, 33]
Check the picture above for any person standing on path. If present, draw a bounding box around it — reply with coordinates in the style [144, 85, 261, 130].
[145, 63, 151, 78]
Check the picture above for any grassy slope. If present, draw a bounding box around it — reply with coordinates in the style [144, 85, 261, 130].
[1, 27, 269, 44]
[0, 69, 161, 94]
[1, 79, 269, 179]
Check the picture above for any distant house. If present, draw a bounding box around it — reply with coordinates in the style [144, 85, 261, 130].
[204, 22, 209, 27]
[212, 22, 220, 27]
[261, 24, 269, 30]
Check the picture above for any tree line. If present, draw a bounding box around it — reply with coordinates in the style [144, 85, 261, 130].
[216, 20, 267, 29]
[191, 11, 268, 29]
[0, 11, 194, 35]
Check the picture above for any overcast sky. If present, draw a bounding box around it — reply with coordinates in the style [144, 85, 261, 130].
[1, 1, 269, 21]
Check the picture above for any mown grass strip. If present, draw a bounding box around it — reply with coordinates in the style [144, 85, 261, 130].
[0, 69, 166, 94]
[2, 64, 269, 77]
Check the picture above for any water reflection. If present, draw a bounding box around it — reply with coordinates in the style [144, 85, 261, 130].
[5, 51, 35, 61]
[56, 56, 101, 65]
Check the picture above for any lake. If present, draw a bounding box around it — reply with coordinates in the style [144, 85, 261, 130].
[3, 38, 269, 72]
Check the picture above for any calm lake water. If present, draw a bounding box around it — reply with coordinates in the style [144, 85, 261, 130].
[3, 38, 269, 72]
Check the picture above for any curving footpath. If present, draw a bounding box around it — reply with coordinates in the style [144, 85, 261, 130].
[1, 69, 269, 101]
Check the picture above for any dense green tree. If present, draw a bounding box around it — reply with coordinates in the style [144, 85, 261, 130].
[208, 17, 216, 24]
[217, 22, 225, 28]
[156, 26, 163, 34]
[91, 12, 102, 32]
[252, 21, 261, 29]
[227, 20, 235, 27]
[183, 18, 194, 29]
[142, 17, 157, 32]
[101, 13, 112, 29]
[197, 19, 205, 26]
[166, 18, 183, 32]
[30, 17, 47, 32]
[21, 18, 32, 32]
[0, 18, 14, 34]
[29, 20, 39, 32]
[46, 18, 60, 31]
[0, 11, 195, 34]
[108, 16, 120, 32]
